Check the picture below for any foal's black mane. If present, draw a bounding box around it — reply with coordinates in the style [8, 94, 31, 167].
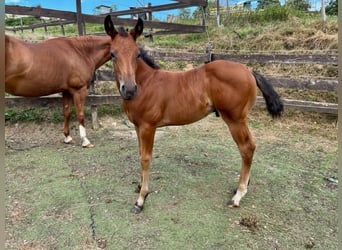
[139, 48, 160, 69]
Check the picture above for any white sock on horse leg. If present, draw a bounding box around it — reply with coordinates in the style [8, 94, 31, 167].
[79, 125, 91, 147]
[64, 135, 73, 143]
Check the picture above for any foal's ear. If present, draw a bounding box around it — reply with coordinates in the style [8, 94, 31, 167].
[104, 15, 118, 39]
[130, 18, 144, 40]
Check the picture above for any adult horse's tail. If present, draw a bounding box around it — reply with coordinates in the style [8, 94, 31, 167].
[252, 71, 283, 118]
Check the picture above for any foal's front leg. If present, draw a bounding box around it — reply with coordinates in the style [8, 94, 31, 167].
[131, 125, 156, 214]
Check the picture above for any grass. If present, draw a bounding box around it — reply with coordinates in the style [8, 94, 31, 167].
[5, 104, 124, 124]
[5, 111, 337, 249]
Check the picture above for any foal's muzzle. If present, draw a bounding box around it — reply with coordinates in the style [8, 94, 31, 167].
[120, 84, 138, 100]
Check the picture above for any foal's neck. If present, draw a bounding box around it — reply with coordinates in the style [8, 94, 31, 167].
[136, 59, 156, 84]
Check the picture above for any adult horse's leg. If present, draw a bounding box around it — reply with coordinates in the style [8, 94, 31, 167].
[73, 87, 94, 148]
[62, 92, 75, 144]
[131, 124, 156, 214]
[224, 117, 256, 207]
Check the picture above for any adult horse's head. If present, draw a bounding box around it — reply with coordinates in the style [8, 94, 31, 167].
[104, 15, 143, 100]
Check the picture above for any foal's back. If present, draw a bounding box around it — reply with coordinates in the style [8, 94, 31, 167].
[128, 59, 257, 127]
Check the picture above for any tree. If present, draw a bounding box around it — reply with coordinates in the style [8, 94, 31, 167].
[192, 1, 216, 20]
[179, 8, 191, 19]
[285, 0, 310, 11]
[257, 0, 281, 9]
[326, 0, 337, 15]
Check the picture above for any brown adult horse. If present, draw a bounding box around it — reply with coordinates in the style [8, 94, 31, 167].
[5, 34, 112, 147]
[104, 15, 283, 213]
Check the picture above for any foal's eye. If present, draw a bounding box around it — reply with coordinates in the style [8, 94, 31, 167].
[110, 52, 116, 60]
[137, 53, 141, 59]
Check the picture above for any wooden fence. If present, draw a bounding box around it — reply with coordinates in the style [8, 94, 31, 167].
[5, 50, 338, 129]
[5, 4, 207, 35]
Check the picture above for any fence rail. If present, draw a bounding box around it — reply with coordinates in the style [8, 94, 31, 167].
[95, 69, 338, 92]
[5, 50, 338, 123]
[147, 50, 338, 65]
[5, 5, 206, 34]
[5, 95, 338, 115]
[5, 20, 75, 33]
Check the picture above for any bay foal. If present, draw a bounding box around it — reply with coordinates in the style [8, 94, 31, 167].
[104, 15, 283, 213]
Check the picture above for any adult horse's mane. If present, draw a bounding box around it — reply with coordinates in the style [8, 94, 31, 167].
[139, 48, 160, 69]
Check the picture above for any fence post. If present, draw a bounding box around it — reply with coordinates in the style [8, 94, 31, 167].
[147, 3, 153, 42]
[20, 17, 23, 33]
[76, 0, 84, 36]
[89, 72, 99, 130]
[61, 24, 65, 36]
[42, 19, 47, 33]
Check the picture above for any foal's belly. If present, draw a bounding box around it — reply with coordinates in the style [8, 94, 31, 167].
[158, 100, 214, 127]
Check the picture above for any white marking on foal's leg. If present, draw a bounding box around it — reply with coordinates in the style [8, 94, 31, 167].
[230, 189, 247, 207]
[136, 196, 145, 207]
[79, 125, 93, 147]
[64, 135, 73, 144]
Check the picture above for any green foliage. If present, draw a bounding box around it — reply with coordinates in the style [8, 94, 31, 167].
[326, 0, 338, 15]
[5, 16, 40, 26]
[5, 107, 64, 123]
[179, 8, 192, 20]
[97, 104, 124, 117]
[285, 0, 310, 11]
[226, 5, 293, 25]
[256, 0, 281, 9]
[5, 105, 124, 124]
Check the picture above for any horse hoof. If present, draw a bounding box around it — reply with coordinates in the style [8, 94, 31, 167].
[233, 188, 237, 194]
[83, 143, 94, 148]
[64, 140, 76, 145]
[227, 200, 239, 208]
[131, 204, 143, 214]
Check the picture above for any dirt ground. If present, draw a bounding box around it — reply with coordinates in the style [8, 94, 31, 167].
[5, 110, 338, 249]
[5, 108, 337, 151]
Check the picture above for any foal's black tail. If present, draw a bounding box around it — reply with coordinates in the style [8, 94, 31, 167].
[252, 71, 283, 118]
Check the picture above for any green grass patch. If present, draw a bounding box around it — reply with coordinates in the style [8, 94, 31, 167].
[5, 115, 337, 249]
[5, 104, 124, 124]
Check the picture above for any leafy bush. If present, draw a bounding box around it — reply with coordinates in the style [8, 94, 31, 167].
[5, 16, 40, 26]
[326, 0, 338, 15]
[285, 0, 311, 11]
[226, 5, 293, 25]
[256, 0, 281, 9]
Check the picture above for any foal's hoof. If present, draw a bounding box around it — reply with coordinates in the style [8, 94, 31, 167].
[83, 143, 94, 148]
[131, 204, 143, 214]
[227, 200, 239, 208]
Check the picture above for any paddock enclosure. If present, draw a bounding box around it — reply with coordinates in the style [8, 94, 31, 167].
[5, 41, 337, 250]
[5, 2, 337, 249]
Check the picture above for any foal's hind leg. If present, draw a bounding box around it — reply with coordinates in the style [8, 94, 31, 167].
[62, 92, 75, 144]
[224, 118, 256, 207]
